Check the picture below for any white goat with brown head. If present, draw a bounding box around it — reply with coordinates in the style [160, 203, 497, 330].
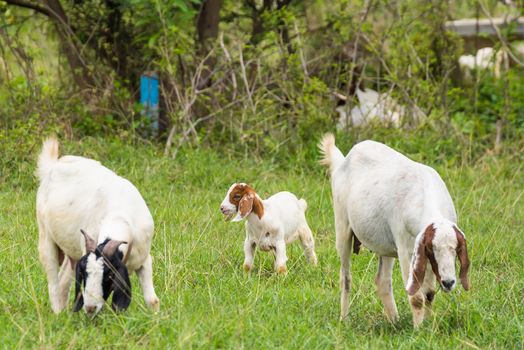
[319, 134, 470, 327]
[220, 183, 318, 274]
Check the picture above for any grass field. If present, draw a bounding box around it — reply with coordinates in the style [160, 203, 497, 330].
[0, 137, 523, 349]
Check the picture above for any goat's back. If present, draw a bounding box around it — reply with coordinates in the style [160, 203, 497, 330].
[37, 154, 153, 260]
[257, 191, 306, 235]
[334, 140, 455, 255]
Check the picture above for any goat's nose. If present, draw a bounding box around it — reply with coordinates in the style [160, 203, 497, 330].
[442, 279, 455, 290]
[85, 305, 96, 315]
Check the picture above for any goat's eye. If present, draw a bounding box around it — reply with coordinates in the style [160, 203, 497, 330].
[234, 194, 241, 200]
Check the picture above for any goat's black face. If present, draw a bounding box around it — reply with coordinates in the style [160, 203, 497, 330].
[73, 231, 131, 316]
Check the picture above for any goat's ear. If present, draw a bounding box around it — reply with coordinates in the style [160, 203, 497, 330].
[407, 224, 434, 295]
[80, 229, 96, 253]
[73, 262, 84, 312]
[111, 257, 131, 311]
[454, 226, 471, 291]
[232, 193, 254, 222]
[102, 240, 127, 257]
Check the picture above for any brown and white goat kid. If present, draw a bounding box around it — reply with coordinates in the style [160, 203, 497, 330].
[36, 138, 159, 315]
[220, 183, 318, 273]
[319, 134, 470, 327]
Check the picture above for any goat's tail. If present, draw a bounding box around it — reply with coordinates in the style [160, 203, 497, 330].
[318, 133, 344, 176]
[298, 198, 308, 212]
[37, 137, 59, 181]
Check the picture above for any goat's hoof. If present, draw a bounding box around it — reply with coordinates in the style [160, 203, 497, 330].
[243, 264, 252, 272]
[387, 314, 399, 323]
[412, 318, 424, 329]
[276, 266, 287, 274]
[51, 304, 64, 314]
[148, 298, 160, 312]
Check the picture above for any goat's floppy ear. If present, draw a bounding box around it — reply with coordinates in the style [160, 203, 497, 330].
[80, 229, 97, 253]
[102, 240, 127, 257]
[407, 224, 434, 295]
[110, 257, 131, 311]
[454, 226, 471, 291]
[73, 262, 84, 312]
[232, 193, 254, 222]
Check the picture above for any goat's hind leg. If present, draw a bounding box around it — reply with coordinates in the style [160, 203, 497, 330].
[298, 224, 318, 265]
[335, 207, 353, 320]
[375, 256, 399, 322]
[137, 254, 160, 311]
[38, 233, 63, 313]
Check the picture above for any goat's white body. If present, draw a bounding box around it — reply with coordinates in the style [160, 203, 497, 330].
[336, 88, 425, 130]
[221, 185, 317, 272]
[334, 140, 456, 256]
[244, 191, 317, 271]
[320, 135, 461, 327]
[37, 155, 153, 269]
[245, 192, 307, 250]
[36, 140, 159, 313]
[459, 47, 509, 79]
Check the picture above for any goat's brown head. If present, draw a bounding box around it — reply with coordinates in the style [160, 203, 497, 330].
[220, 183, 264, 222]
[406, 220, 470, 295]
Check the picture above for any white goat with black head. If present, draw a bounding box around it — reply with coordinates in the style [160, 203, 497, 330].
[36, 138, 159, 315]
[319, 134, 470, 327]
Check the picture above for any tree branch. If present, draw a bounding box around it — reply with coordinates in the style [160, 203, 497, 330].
[2, 0, 53, 18]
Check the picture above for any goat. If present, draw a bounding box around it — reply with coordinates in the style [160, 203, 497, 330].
[36, 138, 159, 315]
[335, 88, 425, 129]
[220, 183, 318, 273]
[319, 134, 470, 327]
[459, 47, 509, 80]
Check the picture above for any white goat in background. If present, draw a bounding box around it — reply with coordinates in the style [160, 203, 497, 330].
[459, 47, 509, 79]
[336, 88, 424, 129]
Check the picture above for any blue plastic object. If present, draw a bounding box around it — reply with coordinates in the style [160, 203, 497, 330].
[140, 72, 159, 131]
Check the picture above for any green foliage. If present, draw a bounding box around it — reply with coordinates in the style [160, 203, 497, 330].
[1, 0, 523, 165]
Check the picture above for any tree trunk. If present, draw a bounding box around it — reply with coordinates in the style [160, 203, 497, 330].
[196, 0, 223, 89]
[277, 0, 293, 55]
[43, 0, 94, 90]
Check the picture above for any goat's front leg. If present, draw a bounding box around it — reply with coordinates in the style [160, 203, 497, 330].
[421, 264, 436, 318]
[399, 249, 425, 328]
[375, 256, 399, 322]
[274, 239, 288, 274]
[136, 254, 160, 311]
[57, 257, 75, 310]
[243, 238, 256, 272]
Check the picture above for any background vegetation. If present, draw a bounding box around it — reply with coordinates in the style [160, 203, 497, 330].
[1, 0, 524, 167]
[0, 0, 523, 348]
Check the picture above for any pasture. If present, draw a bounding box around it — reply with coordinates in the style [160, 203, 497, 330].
[0, 137, 522, 349]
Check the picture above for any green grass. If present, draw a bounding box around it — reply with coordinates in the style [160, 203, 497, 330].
[0, 137, 523, 349]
